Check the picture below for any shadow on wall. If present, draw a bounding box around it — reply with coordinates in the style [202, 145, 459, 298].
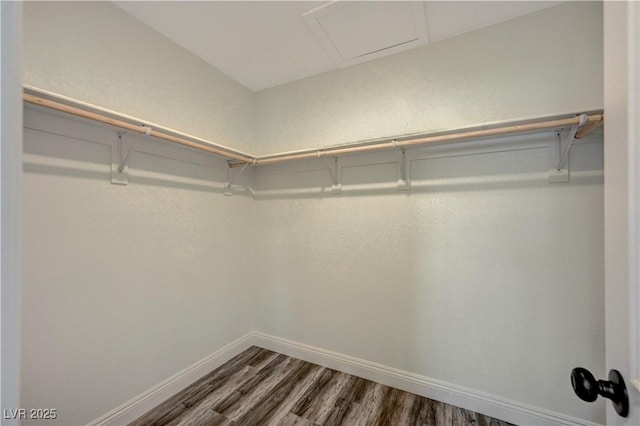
[251, 131, 604, 200]
[23, 120, 254, 196]
[24, 109, 604, 200]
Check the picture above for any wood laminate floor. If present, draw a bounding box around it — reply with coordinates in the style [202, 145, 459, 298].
[130, 346, 515, 426]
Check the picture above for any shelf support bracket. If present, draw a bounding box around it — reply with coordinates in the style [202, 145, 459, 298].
[557, 114, 587, 170]
[322, 154, 341, 194]
[549, 114, 587, 183]
[549, 131, 569, 183]
[111, 131, 129, 185]
[397, 146, 410, 190]
[224, 161, 251, 196]
[111, 127, 151, 185]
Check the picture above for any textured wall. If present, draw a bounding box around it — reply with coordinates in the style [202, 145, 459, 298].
[253, 133, 605, 424]
[254, 1, 603, 155]
[23, 1, 256, 154]
[23, 2, 603, 158]
[19, 2, 607, 424]
[20, 112, 606, 425]
[21, 108, 255, 426]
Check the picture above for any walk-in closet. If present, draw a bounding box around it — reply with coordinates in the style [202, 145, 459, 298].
[2, 1, 639, 425]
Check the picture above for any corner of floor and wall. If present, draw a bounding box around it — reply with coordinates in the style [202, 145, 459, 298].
[15, 1, 608, 426]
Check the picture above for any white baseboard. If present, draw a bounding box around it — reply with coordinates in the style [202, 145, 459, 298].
[87, 331, 601, 426]
[251, 332, 602, 426]
[86, 333, 254, 426]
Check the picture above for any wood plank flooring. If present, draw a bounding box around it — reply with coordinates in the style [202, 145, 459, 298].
[129, 347, 515, 426]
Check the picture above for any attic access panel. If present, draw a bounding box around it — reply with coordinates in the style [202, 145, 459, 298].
[303, 1, 429, 68]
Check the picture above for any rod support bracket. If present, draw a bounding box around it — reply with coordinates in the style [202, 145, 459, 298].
[111, 126, 152, 185]
[224, 162, 249, 196]
[321, 156, 342, 194]
[111, 131, 129, 185]
[397, 148, 410, 190]
[556, 114, 587, 173]
[549, 120, 578, 184]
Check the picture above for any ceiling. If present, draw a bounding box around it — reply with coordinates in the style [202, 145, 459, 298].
[114, 1, 564, 92]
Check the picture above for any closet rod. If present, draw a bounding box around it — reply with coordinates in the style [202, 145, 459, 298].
[248, 114, 604, 167]
[23, 90, 603, 168]
[23, 93, 254, 164]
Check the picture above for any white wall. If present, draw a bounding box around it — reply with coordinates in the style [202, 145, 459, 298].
[23, 1, 256, 154]
[19, 1, 607, 425]
[21, 107, 255, 426]
[253, 133, 605, 424]
[23, 2, 603, 158]
[254, 1, 603, 155]
[249, 5, 606, 421]
[19, 120, 606, 425]
[1, 1, 23, 423]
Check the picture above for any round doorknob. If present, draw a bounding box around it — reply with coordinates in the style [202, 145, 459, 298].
[571, 367, 629, 418]
[571, 367, 599, 402]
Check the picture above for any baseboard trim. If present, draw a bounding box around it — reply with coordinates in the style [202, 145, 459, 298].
[86, 333, 254, 426]
[87, 332, 601, 426]
[251, 332, 602, 426]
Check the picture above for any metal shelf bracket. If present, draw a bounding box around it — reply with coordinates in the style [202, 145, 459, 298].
[557, 114, 587, 170]
[224, 161, 251, 196]
[397, 146, 410, 190]
[549, 130, 569, 183]
[549, 114, 587, 183]
[111, 131, 129, 185]
[322, 154, 342, 194]
[111, 126, 152, 185]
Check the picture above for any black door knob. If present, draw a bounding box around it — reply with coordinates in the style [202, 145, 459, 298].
[571, 367, 629, 417]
